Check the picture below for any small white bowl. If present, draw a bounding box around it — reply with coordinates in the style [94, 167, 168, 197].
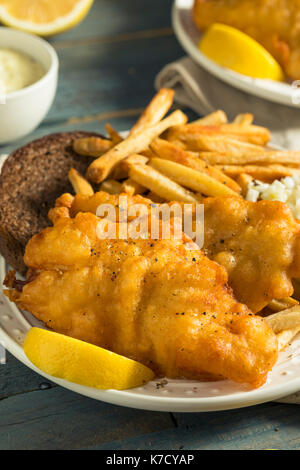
[0, 27, 59, 145]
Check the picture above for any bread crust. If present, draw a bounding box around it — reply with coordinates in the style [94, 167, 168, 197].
[0, 131, 102, 274]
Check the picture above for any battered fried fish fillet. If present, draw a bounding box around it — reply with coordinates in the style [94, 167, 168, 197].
[193, 0, 300, 80]
[4, 211, 277, 387]
[203, 197, 300, 312]
[52, 192, 300, 313]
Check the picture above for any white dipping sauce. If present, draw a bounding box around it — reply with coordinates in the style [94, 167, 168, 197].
[0, 48, 46, 95]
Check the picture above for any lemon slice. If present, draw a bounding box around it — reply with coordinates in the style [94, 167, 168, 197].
[0, 0, 94, 36]
[199, 23, 284, 81]
[23, 328, 155, 390]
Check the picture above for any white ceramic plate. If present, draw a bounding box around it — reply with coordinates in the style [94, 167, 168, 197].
[172, 0, 300, 108]
[1, 152, 300, 413]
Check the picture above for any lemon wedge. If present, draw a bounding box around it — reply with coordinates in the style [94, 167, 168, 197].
[199, 23, 285, 81]
[23, 328, 155, 390]
[0, 0, 94, 36]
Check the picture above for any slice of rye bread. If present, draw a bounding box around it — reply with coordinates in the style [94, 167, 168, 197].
[0, 131, 103, 275]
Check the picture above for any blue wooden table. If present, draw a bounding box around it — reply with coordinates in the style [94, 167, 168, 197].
[1, 0, 300, 450]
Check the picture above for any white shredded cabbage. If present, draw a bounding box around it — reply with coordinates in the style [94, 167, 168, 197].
[246, 174, 300, 219]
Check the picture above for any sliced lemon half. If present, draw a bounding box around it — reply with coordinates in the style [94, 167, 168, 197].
[199, 23, 285, 81]
[0, 0, 94, 36]
[23, 328, 155, 390]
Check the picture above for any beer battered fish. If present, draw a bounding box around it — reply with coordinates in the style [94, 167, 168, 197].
[193, 0, 300, 80]
[203, 197, 300, 313]
[51, 192, 300, 313]
[4, 211, 277, 388]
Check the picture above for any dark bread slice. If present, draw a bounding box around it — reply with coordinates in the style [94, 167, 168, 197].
[0, 131, 102, 275]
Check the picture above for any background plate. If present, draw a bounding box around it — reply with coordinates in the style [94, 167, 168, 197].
[172, 0, 300, 108]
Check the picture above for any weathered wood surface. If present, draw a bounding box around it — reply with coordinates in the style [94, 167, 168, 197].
[0, 0, 300, 450]
[86, 402, 300, 450]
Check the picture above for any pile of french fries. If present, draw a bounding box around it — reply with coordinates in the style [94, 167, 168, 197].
[68, 88, 300, 354]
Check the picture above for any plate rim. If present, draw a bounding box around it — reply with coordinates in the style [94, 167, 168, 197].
[172, 0, 299, 108]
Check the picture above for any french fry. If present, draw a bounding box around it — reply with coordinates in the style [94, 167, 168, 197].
[233, 113, 254, 126]
[150, 138, 241, 193]
[236, 173, 253, 197]
[55, 193, 75, 209]
[150, 158, 241, 198]
[203, 123, 270, 144]
[49, 193, 74, 222]
[190, 110, 228, 126]
[166, 139, 187, 150]
[68, 168, 94, 196]
[181, 134, 274, 156]
[86, 110, 188, 183]
[184, 134, 300, 165]
[279, 297, 299, 308]
[198, 147, 300, 165]
[268, 297, 299, 312]
[264, 304, 300, 351]
[277, 326, 300, 351]
[129, 163, 198, 203]
[73, 136, 113, 157]
[99, 179, 122, 195]
[200, 153, 246, 165]
[216, 164, 300, 182]
[130, 88, 174, 136]
[182, 135, 256, 154]
[105, 123, 123, 144]
[264, 305, 300, 334]
[105, 125, 125, 176]
[168, 124, 271, 146]
[122, 154, 149, 171]
[253, 151, 300, 164]
[121, 178, 147, 196]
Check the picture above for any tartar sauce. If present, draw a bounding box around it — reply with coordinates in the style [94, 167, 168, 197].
[0, 48, 46, 95]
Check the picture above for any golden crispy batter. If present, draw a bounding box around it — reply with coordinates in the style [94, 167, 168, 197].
[5, 212, 277, 387]
[193, 0, 300, 79]
[54, 192, 300, 313]
[202, 197, 300, 312]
